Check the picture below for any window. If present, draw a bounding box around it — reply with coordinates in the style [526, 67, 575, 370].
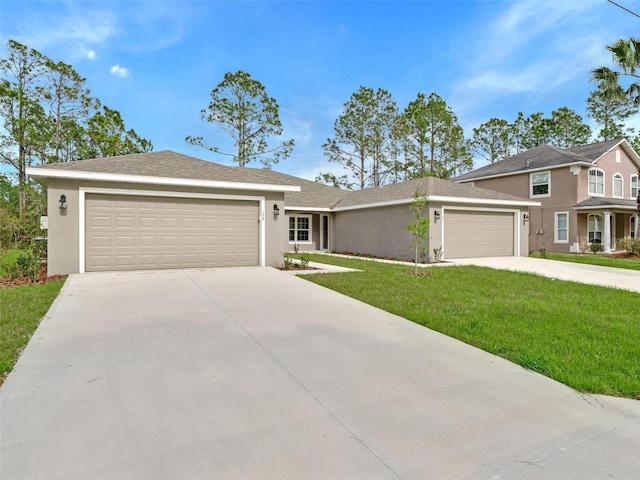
[613, 173, 623, 198]
[631, 216, 636, 239]
[631, 174, 638, 199]
[588, 168, 604, 196]
[289, 215, 311, 243]
[588, 214, 603, 243]
[554, 212, 568, 243]
[530, 171, 550, 197]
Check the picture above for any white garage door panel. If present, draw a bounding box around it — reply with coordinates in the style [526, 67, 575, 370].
[86, 194, 259, 271]
[445, 210, 515, 259]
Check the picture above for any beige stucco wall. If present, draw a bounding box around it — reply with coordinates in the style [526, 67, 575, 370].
[45, 179, 285, 275]
[47, 181, 81, 275]
[333, 203, 430, 261]
[333, 201, 529, 261]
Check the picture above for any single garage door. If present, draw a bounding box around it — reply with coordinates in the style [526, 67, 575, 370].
[85, 194, 259, 271]
[444, 210, 515, 259]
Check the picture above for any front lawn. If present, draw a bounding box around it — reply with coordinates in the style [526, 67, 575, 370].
[530, 251, 640, 271]
[0, 280, 66, 385]
[300, 254, 640, 399]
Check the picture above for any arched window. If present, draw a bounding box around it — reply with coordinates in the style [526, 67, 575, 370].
[588, 214, 603, 243]
[613, 173, 623, 198]
[588, 168, 604, 196]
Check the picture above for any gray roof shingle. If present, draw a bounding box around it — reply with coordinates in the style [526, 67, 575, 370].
[28, 150, 534, 208]
[29, 150, 293, 186]
[245, 167, 348, 209]
[574, 197, 637, 209]
[334, 176, 532, 208]
[455, 139, 628, 182]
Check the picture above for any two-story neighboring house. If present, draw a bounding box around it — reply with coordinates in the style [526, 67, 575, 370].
[455, 138, 640, 254]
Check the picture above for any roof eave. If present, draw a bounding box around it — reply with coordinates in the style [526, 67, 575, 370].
[25, 167, 301, 193]
[573, 204, 637, 211]
[284, 206, 333, 212]
[455, 162, 592, 183]
[332, 195, 539, 212]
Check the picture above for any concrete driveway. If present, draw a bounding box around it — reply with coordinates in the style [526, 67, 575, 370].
[451, 256, 640, 293]
[1, 267, 639, 479]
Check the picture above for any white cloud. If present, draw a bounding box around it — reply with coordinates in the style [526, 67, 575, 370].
[487, 0, 599, 61]
[110, 64, 129, 78]
[86, 50, 96, 60]
[11, 10, 118, 52]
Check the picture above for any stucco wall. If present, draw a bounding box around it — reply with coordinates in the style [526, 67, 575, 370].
[333, 204, 428, 261]
[45, 179, 285, 275]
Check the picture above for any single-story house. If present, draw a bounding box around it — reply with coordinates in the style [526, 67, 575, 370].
[26, 151, 539, 275]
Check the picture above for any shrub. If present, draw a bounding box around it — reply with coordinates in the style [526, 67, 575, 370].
[539, 248, 547, 258]
[299, 252, 311, 269]
[590, 243, 604, 254]
[618, 237, 640, 254]
[282, 253, 294, 270]
[432, 246, 444, 262]
[8, 251, 40, 282]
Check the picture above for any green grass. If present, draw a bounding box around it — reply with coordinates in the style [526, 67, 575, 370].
[0, 248, 26, 275]
[530, 251, 640, 271]
[300, 254, 640, 399]
[0, 280, 65, 384]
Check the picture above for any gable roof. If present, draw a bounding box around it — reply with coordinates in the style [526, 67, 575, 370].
[26, 150, 301, 192]
[455, 138, 639, 183]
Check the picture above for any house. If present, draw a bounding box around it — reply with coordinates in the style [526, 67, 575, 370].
[26, 150, 538, 275]
[455, 138, 640, 254]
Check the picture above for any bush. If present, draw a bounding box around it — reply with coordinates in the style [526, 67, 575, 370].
[590, 243, 604, 254]
[299, 252, 311, 269]
[539, 248, 547, 258]
[7, 251, 40, 282]
[618, 237, 640, 254]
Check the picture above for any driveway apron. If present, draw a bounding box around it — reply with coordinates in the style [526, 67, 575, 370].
[1, 267, 639, 479]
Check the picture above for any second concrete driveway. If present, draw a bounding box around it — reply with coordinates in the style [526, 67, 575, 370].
[451, 256, 640, 293]
[2, 267, 639, 479]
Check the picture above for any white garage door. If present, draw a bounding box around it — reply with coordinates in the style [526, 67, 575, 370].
[444, 210, 515, 259]
[85, 194, 259, 271]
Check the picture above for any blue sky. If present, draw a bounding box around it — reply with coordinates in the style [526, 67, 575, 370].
[2, 0, 640, 180]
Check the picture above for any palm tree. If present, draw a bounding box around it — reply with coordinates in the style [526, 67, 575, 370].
[592, 37, 640, 106]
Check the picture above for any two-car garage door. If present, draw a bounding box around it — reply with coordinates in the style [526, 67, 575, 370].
[444, 210, 515, 259]
[85, 194, 259, 272]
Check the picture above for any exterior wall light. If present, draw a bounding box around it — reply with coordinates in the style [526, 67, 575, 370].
[523, 213, 530, 223]
[433, 210, 440, 221]
[273, 204, 280, 216]
[59, 194, 67, 210]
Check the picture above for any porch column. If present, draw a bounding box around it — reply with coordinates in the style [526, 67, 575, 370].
[635, 214, 639, 238]
[603, 211, 612, 253]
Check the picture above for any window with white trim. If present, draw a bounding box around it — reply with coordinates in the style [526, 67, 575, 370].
[613, 173, 623, 198]
[554, 212, 568, 243]
[631, 174, 638, 199]
[631, 216, 636, 239]
[588, 214, 603, 243]
[289, 215, 311, 243]
[530, 171, 550, 197]
[588, 168, 604, 196]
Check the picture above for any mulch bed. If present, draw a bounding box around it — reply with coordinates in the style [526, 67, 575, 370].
[0, 264, 66, 289]
[278, 264, 318, 271]
[609, 252, 640, 259]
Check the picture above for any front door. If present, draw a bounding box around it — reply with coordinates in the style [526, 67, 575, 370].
[321, 215, 329, 250]
[615, 213, 625, 250]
